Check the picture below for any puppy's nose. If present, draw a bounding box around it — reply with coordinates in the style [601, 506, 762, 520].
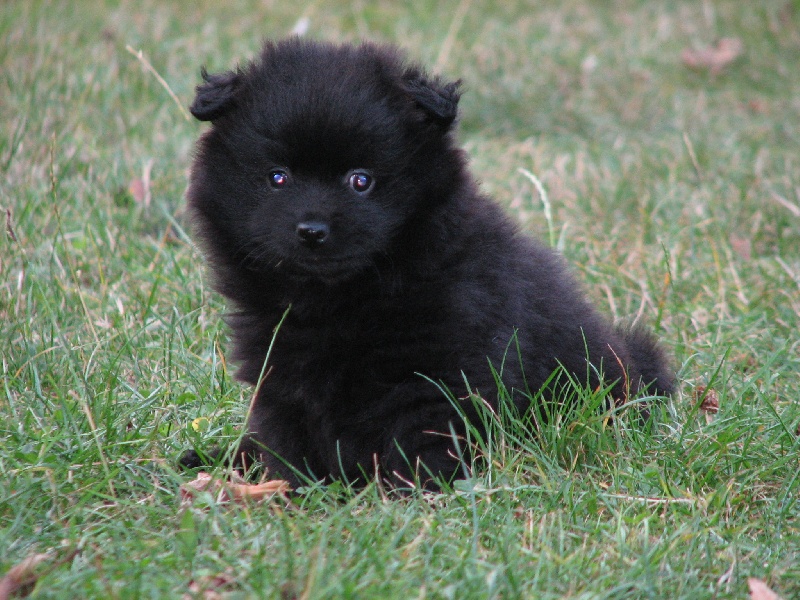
[296, 221, 330, 248]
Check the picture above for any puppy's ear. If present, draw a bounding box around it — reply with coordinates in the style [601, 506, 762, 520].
[190, 68, 241, 122]
[401, 69, 461, 128]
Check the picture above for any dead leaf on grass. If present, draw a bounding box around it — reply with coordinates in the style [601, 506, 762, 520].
[694, 386, 719, 424]
[730, 234, 752, 261]
[128, 159, 153, 207]
[682, 38, 744, 75]
[748, 99, 768, 114]
[0, 549, 78, 600]
[180, 471, 291, 505]
[128, 178, 147, 205]
[184, 572, 238, 600]
[748, 578, 784, 600]
[731, 352, 757, 373]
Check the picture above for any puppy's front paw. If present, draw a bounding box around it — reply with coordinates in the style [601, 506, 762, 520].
[178, 447, 220, 470]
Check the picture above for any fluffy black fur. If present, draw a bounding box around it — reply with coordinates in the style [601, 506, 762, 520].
[181, 38, 674, 489]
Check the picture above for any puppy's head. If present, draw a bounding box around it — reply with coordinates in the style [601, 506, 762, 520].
[187, 38, 462, 285]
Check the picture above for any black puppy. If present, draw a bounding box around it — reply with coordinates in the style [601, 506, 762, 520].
[181, 38, 673, 489]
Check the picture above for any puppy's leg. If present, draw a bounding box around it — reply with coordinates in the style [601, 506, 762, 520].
[178, 446, 220, 470]
[177, 434, 263, 472]
[382, 412, 467, 491]
[180, 386, 317, 478]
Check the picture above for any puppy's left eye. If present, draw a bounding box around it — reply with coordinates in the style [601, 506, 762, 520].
[348, 171, 374, 194]
[269, 170, 289, 188]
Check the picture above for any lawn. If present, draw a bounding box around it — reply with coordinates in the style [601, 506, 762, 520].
[2, 1, 799, 598]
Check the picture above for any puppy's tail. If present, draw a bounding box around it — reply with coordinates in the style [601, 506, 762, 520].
[618, 324, 675, 397]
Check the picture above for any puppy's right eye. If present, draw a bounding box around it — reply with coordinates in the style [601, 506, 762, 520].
[347, 171, 374, 194]
[269, 170, 288, 188]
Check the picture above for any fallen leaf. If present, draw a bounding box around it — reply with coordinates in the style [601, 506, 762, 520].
[694, 386, 719, 414]
[748, 99, 768, 114]
[184, 573, 238, 600]
[730, 234, 752, 261]
[0, 550, 78, 600]
[128, 159, 153, 207]
[748, 578, 783, 600]
[682, 37, 744, 75]
[128, 178, 148, 206]
[180, 471, 290, 505]
[731, 352, 757, 373]
[0, 554, 50, 600]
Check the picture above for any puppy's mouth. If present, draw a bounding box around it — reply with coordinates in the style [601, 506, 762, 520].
[278, 254, 372, 285]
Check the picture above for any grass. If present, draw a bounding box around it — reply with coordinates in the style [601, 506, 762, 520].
[2, 0, 799, 597]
